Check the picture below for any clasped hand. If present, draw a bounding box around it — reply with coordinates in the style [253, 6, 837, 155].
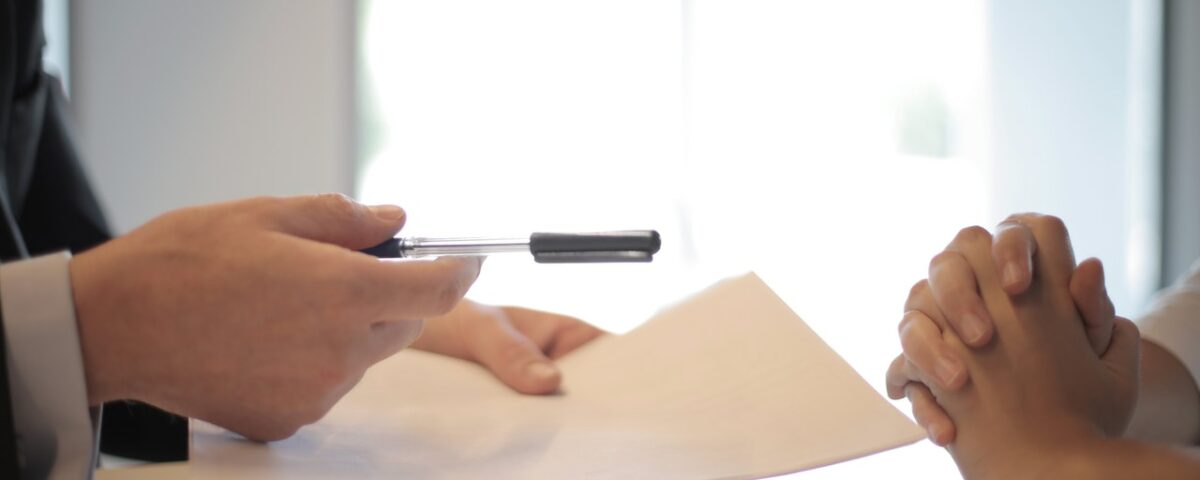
[885, 214, 1140, 478]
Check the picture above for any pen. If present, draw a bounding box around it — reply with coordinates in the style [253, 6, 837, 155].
[360, 230, 662, 263]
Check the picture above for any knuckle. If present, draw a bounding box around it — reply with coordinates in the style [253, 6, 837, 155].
[244, 195, 287, 217]
[904, 279, 936, 314]
[898, 310, 934, 344]
[928, 251, 960, 272]
[899, 323, 950, 370]
[899, 329, 924, 355]
[1001, 211, 1038, 225]
[927, 254, 972, 297]
[230, 196, 299, 230]
[1032, 214, 1069, 239]
[897, 311, 917, 335]
[318, 193, 363, 219]
[907, 279, 929, 300]
[953, 225, 992, 246]
[993, 223, 1030, 250]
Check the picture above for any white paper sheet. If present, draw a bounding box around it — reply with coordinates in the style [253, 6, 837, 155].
[187, 273, 923, 479]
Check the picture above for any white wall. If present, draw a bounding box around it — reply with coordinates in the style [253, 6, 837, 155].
[71, 0, 356, 233]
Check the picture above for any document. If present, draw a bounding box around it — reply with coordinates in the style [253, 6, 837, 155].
[186, 273, 923, 479]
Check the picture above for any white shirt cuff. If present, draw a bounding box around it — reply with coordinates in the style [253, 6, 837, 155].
[1, 252, 97, 479]
[1139, 258, 1200, 394]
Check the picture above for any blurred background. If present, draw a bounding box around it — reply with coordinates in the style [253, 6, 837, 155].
[57, 0, 1200, 478]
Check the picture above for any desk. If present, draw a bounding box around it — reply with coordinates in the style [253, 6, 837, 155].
[98, 274, 951, 478]
[96, 443, 960, 480]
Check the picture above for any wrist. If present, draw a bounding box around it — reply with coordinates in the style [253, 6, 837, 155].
[951, 415, 1105, 480]
[1041, 436, 1113, 479]
[69, 246, 143, 405]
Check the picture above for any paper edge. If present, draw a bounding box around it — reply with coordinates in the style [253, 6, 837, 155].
[722, 430, 928, 480]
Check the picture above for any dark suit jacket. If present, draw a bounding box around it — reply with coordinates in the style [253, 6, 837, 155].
[1, 0, 186, 473]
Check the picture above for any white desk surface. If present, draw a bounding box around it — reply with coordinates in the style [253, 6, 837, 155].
[97, 274, 952, 479]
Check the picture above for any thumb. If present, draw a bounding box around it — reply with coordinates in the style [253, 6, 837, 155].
[265, 194, 406, 250]
[1071, 258, 1116, 355]
[1102, 316, 1141, 387]
[1101, 316, 1140, 435]
[467, 310, 563, 395]
[1099, 316, 1137, 369]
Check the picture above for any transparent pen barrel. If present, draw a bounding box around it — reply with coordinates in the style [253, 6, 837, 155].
[402, 237, 529, 257]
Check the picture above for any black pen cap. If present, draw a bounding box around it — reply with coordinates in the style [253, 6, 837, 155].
[529, 230, 661, 255]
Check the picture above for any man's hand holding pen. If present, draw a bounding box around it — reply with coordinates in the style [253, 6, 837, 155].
[69, 194, 604, 442]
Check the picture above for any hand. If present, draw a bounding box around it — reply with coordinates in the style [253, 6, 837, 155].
[70, 194, 482, 441]
[412, 299, 605, 394]
[923, 214, 1115, 351]
[897, 223, 1140, 479]
[886, 214, 1116, 444]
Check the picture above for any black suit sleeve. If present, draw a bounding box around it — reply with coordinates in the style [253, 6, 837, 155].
[15, 77, 110, 256]
[19, 78, 189, 463]
[0, 0, 27, 474]
[1, 0, 186, 464]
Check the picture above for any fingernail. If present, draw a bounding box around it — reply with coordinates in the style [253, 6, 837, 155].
[1003, 262, 1021, 288]
[370, 205, 406, 221]
[525, 362, 559, 381]
[934, 355, 963, 387]
[960, 313, 987, 345]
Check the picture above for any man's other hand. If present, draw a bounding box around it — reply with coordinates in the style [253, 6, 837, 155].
[413, 300, 605, 395]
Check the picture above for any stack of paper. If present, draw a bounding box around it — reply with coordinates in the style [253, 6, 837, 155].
[184, 273, 922, 479]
